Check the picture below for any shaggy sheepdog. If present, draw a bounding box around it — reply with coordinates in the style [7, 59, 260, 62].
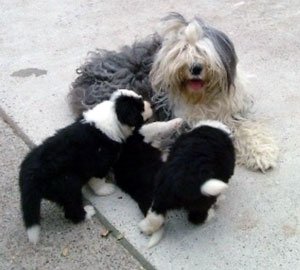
[138, 120, 235, 245]
[19, 89, 153, 244]
[113, 118, 183, 215]
[68, 12, 278, 172]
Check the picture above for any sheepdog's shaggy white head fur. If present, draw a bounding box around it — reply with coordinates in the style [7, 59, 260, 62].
[151, 13, 250, 126]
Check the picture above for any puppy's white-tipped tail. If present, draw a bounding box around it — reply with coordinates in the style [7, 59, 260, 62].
[27, 225, 40, 244]
[201, 179, 228, 197]
[148, 227, 164, 249]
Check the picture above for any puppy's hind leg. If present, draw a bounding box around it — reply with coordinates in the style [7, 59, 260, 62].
[63, 193, 86, 223]
[63, 175, 95, 223]
[188, 210, 208, 225]
[188, 207, 216, 224]
[139, 195, 168, 235]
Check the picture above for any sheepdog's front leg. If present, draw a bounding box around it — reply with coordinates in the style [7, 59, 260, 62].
[233, 120, 279, 172]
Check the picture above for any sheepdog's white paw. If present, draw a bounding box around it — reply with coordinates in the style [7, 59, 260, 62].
[234, 120, 279, 172]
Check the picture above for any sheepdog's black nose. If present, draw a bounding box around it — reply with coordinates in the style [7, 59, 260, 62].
[191, 63, 203, 75]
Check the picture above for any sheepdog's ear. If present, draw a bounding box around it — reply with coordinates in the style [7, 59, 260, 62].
[115, 95, 144, 129]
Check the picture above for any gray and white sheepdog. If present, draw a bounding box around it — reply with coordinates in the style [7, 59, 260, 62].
[68, 12, 278, 172]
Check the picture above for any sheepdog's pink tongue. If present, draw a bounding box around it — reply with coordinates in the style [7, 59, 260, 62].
[187, 79, 204, 91]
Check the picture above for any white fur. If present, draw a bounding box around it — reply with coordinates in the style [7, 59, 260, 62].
[139, 209, 165, 235]
[139, 118, 183, 148]
[142, 101, 153, 121]
[148, 227, 164, 248]
[88, 177, 116, 196]
[84, 205, 96, 220]
[83, 101, 126, 143]
[27, 225, 40, 244]
[184, 20, 203, 44]
[110, 88, 141, 101]
[201, 179, 228, 196]
[194, 120, 232, 137]
[161, 151, 169, 162]
[83, 89, 148, 142]
[234, 120, 279, 172]
[206, 208, 216, 222]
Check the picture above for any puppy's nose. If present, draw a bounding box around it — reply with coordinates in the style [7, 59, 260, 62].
[191, 63, 203, 75]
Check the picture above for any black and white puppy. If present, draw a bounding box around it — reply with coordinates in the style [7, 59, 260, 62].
[139, 120, 235, 241]
[113, 118, 183, 215]
[19, 89, 153, 244]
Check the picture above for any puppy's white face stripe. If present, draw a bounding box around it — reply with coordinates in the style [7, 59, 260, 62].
[161, 151, 169, 162]
[201, 179, 228, 196]
[27, 225, 40, 244]
[142, 101, 153, 121]
[193, 120, 232, 137]
[83, 101, 125, 142]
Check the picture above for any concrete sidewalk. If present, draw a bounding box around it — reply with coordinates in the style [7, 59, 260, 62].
[1, 1, 299, 269]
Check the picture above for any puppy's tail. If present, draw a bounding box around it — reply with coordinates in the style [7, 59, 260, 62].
[20, 175, 42, 244]
[201, 179, 228, 197]
[148, 227, 164, 249]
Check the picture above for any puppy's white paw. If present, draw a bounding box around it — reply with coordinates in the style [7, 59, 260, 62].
[139, 219, 154, 235]
[170, 118, 183, 129]
[205, 208, 215, 222]
[88, 178, 116, 196]
[139, 210, 165, 235]
[84, 205, 96, 220]
[27, 225, 40, 244]
[148, 227, 164, 248]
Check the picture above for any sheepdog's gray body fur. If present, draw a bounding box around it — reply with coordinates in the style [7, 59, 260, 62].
[69, 35, 165, 118]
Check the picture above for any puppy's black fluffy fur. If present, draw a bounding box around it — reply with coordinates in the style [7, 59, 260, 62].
[113, 132, 163, 215]
[19, 91, 148, 241]
[150, 124, 235, 224]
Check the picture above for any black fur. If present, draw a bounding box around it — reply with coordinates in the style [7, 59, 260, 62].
[150, 125, 235, 224]
[113, 132, 163, 215]
[19, 93, 147, 233]
[115, 95, 145, 130]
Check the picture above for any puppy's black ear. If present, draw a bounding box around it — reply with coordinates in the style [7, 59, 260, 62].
[115, 96, 144, 129]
